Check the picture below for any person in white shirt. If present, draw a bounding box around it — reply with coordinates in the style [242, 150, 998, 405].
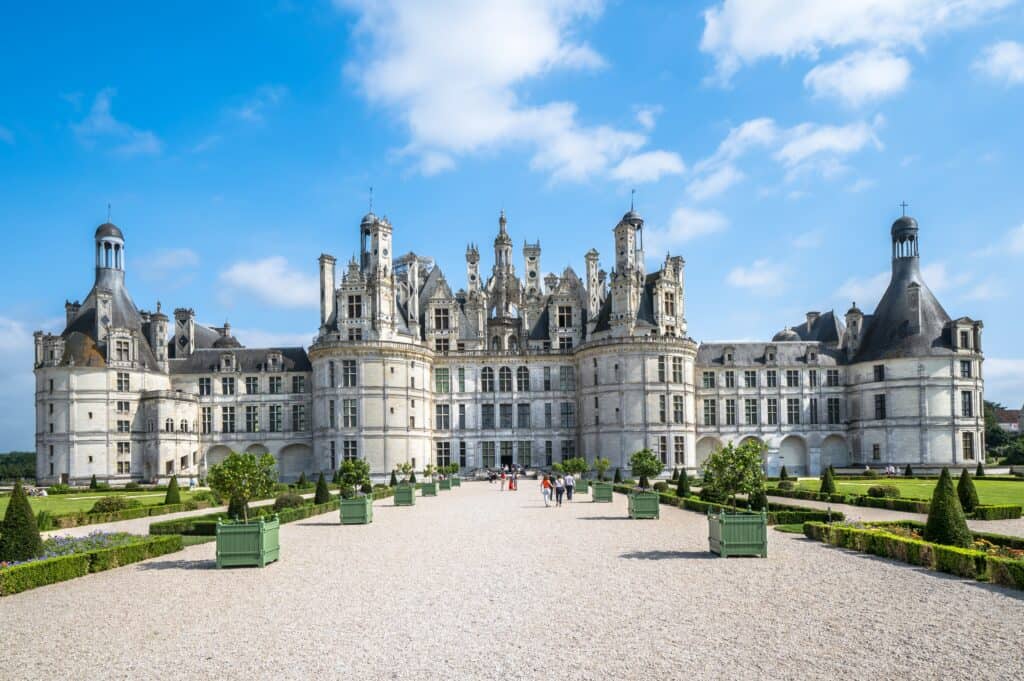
[564, 473, 575, 502]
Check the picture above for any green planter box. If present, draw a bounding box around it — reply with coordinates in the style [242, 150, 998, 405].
[451, 476, 461, 487]
[340, 495, 374, 524]
[628, 490, 661, 519]
[575, 479, 589, 494]
[394, 483, 416, 506]
[708, 510, 767, 558]
[421, 481, 438, 496]
[439, 478, 452, 491]
[591, 481, 613, 503]
[216, 515, 280, 568]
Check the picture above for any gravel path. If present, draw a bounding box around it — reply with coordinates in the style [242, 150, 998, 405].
[5, 482, 1024, 680]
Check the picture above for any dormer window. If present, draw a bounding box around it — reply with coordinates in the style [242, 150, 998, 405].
[557, 305, 572, 328]
[434, 307, 450, 330]
[115, 339, 130, 362]
[959, 330, 970, 349]
[221, 354, 234, 371]
[348, 295, 363, 319]
[664, 292, 675, 316]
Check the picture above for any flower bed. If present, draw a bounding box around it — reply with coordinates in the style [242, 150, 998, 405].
[803, 521, 1024, 590]
[611, 485, 842, 525]
[0, 533, 183, 596]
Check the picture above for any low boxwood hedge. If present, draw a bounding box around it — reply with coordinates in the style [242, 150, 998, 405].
[51, 501, 214, 529]
[611, 485, 843, 525]
[970, 505, 1023, 520]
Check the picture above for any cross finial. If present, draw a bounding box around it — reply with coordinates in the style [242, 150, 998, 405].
[899, 200, 909, 217]
[630, 188, 636, 211]
[369, 186, 373, 213]
[107, 203, 111, 222]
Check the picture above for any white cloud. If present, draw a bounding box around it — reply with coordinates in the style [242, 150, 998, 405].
[686, 164, 744, 201]
[338, 0, 668, 182]
[645, 206, 728, 253]
[921, 262, 971, 293]
[0, 125, 13, 145]
[231, 85, 288, 123]
[982, 358, 1024, 406]
[190, 135, 223, 154]
[774, 116, 883, 169]
[230, 327, 317, 349]
[804, 50, 912, 106]
[138, 248, 201, 284]
[848, 178, 876, 193]
[961, 278, 1003, 301]
[792, 229, 823, 249]
[726, 258, 786, 293]
[973, 223, 1024, 256]
[610, 150, 685, 184]
[0, 316, 62, 449]
[1008, 224, 1024, 253]
[71, 89, 163, 157]
[219, 257, 319, 308]
[835, 271, 889, 309]
[973, 40, 1024, 85]
[635, 105, 662, 131]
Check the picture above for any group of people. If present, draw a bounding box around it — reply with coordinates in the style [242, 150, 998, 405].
[489, 467, 520, 491]
[540, 473, 575, 507]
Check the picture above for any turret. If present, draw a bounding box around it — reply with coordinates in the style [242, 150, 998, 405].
[844, 302, 863, 358]
[466, 244, 480, 292]
[94, 222, 125, 290]
[174, 308, 196, 357]
[523, 241, 541, 297]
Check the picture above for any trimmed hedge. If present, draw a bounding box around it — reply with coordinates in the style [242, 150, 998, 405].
[51, 501, 213, 529]
[970, 505, 1023, 520]
[0, 535, 183, 596]
[611, 485, 843, 525]
[769, 487, 930, 513]
[866, 520, 1024, 551]
[802, 522, 1024, 589]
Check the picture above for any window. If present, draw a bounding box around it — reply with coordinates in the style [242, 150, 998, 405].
[329, 441, 336, 469]
[673, 436, 685, 465]
[328, 361, 336, 387]
[745, 399, 758, 425]
[543, 367, 552, 391]
[558, 336, 573, 351]
[348, 295, 363, 318]
[269, 405, 282, 433]
[245, 405, 259, 433]
[166, 460, 174, 475]
[115, 339, 130, 362]
[180, 454, 189, 470]
[702, 371, 715, 389]
[435, 338, 449, 352]
[117, 419, 130, 433]
[292, 375, 306, 393]
[659, 395, 667, 423]
[434, 307, 450, 330]
[962, 432, 975, 460]
[348, 328, 362, 341]
[221, 377, 235, 396]
[544, 403, 552, 428]
[482, 442, 496, 468]
[164, 418, 174, 432]
[560, 440, 575, 460]
[517, 441, 531, 468]
[672, 357, 683, 384]
[658, 436, 668, 465]
[787, 398, 800, 425]
[458, 367, 466, 393]
[827, 398, 841, 425]
[545, 441, 553, 466]
[436, 441, 451, 467]
[766, 370, 777, 388]
[481, 367, 495, 392]
[517, 366, 530, 392]
[559, 366, 576, 391]
[198, 378, 211, 396]
[201, 407, 212, 434]
[557, 305, 573, 328]
[673, 395, 684, 424]
[657, 356, 667, 382]
[961, 391, 974, 417]
[517, 403, 530, 428]
[343, 440, 358, 461]
[664, 291, 675, 316]
[744, 370, 757, 388]
[343, 399, 358, 428]
[292, 404, 306, 431]
[499, 367, 513, 392]
[329, 399, 336, 428]
[809, 398, 819, 425]
[560, 402, 576, 428]
[724, 371, 735, 388]
[117, 372, 130, 392]
[960, 330, 970, 349]
[725, 399, 736, 426]
[342, 360, 357, 387]
[809, 370, 818, 388]
[499, 404, 513, 428]
[222, 406, 235, 433]
[826, 369, 840, 387]
[459, 441, 466, 468]
[458, 404, 466, 429]
[593, 396, 599, 425]
[481, 404, 495, 429]
[873, 364, 885, 382]
[703, 399, 717, 426]
[245, 377, 259, 394]
[960, 360, 972, 378]
[767, 398, 778, 425]
[786, 370, 799, 387]
[269, 376, 282, 394]
[872, 444, 881, 461]
[501, 441, 514, 464]
[874, 394, 886, 420]
[117, 441, 131, 457]
[435, 368, 450, 393]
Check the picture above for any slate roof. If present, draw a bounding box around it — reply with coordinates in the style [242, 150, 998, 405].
[696, 341, 841, 366]
[169, 347, 311, 374]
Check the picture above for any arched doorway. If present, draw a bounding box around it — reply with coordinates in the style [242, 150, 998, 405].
[695, 436, 722, 470]
[821, 435, 850, 469]
[778, 435, 809, 475]
[245, 443, 269, 455]
[279, 443, 315, 482]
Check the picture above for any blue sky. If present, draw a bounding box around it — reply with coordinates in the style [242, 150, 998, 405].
[2, 0, 1024, 449]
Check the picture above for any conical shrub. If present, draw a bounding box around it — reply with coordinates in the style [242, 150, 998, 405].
[89, 474, 98, 490]
[904, 464, 913, 476]
[976, 461, 985, 478]
[819, 467, 836, 495]
[409, 470, 417, 484]
[676, 473, 690, 498]
[613, 467, 622, 483]
[957, 468, 980, 514]
[164, 475, 181, 505]
[297, 472, 308, 487]
[779, 465, 789, 481]
[0, 480, 43, 562]
[389, 470, 398, 487]
[314, 472, 331, 504]
[924, 468, 972, 547]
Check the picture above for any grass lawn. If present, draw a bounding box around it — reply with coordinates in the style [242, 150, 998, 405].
[0, 489, 199, 517]
[786, 479, 1024, 506]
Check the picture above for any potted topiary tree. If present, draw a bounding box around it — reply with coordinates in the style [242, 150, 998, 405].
[394, 462, 416, 506]
[591, 457, 613, 502]
[207, 452, 280, 568]
[627, 449, 664, 519]
[702, 440, 768, 558]
[568, 456, 590, 494]
[438, 463, 453, 491]
[338, 458, 374, 524]
[421, 464, 438, 496]
[449, 463, 462, 487]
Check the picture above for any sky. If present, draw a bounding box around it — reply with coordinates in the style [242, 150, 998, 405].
[1, 0, 1023, 450]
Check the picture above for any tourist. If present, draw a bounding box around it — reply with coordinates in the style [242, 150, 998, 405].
[555, 475, 565, 506]
[541, 475, 552, 507]
[564, 472, 575, 501]
[509, 472, 517, 491]
[500, 470, 507, 491]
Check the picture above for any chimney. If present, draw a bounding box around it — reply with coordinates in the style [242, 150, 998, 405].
[806, 311, 820, 331]
[65, 300, 80, 328]
[319, 254, 336, 330]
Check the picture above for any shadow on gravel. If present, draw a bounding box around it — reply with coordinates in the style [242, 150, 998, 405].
[577, 516, 631, 521]
[619, 550, 715, 560]
[137, 559, 216, 571]
[294, 521, 340, 526]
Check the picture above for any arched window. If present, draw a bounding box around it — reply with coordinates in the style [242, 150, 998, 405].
[491, 336, 502, 351]
[481, 367, 495, 392]
[498, 367, 512, 392]
[180, 419, 189, 432]
[508, 336, 519, 352]
[516, 366, 530, 392]
[165, 418, 174, 432]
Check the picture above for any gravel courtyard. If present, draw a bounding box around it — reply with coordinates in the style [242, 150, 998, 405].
[4, 482, 1024, 680]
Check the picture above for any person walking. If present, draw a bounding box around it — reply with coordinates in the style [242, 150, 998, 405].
[555, 475, 565, 507]
[500, 471, 507, 491]
[541, 475, 552, 507]
[564, 472, 575, 502]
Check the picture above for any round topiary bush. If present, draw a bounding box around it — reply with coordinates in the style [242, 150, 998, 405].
[88, 495, 142, 514]
[862, 469, 879, 478]
[653, 481, 669, 492]
[866, 485, 901, 498]
[273, 492, 305, 511]
[777, 480, 796, 491]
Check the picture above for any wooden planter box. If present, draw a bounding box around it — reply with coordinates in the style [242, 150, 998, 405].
[708, 510, 767, 557]
[575, 479, 589, 494]
[421, 481, 438, 496]
[340, 495, 374, 525]
[451, 476, 461, 487]
[216, 515, 280, 568]
[439, 478, 452, 491]
[394, 483, 416, 506]
[628, 490, 660, 519]
[591, 481, 613, 503]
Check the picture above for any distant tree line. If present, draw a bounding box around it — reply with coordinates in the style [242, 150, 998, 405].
[0, 452, 35, 481]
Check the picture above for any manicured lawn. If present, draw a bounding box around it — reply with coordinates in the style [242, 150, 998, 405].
[787, 479, 1024, 506]
[0, 489, 198, 516]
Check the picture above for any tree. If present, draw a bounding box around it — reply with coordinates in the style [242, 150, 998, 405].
[593, 457, 610, 482]
[389, 470, 398, 487]
[904, 464, 913, 476]
[671, 468, 679, 481]
[339, 458, 371, 498]
[957, 468, 980, 513]
[0, 480, 43, 562]
[676, 471, 690, 498]
[207, 452, 278, 523]
[976, 461, 985, 478]
[984, 400, 1012, 450]
[163, 475, 181, 505]
[314, 472, 331, 504]
[297, 472, 308, 488]
[924, 468, 972, 547]
[779, 465, 788, 481]
[701, 441, 766, 507]
[629, 449, 664, 490]
[819, 467, 837, 495]
[89, 474, 98, 490]
[409, 469, 417, 485]
[562, 457, 588, 480]
[613, 467, 622, 484]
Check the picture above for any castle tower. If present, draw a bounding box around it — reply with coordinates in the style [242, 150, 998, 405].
[466, 244, 481, 293]
[585, 249, 601, 318]
[523, 240, 542, 297]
